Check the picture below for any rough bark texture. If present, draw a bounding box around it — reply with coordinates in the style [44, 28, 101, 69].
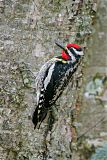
[0, 0, 97, 160]
[76, 1, 107, 160]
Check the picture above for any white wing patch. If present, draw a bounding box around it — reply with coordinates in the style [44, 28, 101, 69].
[44, 63, 55, 90]
[37, 90, 40, 105]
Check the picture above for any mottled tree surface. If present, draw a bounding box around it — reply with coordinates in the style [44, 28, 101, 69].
[77, 1, 107, 160]
[0, 0, 97, 160]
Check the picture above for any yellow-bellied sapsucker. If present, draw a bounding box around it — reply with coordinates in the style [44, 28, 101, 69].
[32, 41, 84, 129]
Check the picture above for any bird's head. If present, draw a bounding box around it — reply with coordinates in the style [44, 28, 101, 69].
[55, 41, 84, 63]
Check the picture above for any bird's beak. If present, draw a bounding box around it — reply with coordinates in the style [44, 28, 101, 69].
[55, 41, 68, 54]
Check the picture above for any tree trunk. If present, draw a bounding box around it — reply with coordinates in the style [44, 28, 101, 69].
[0, 0, 97, 159]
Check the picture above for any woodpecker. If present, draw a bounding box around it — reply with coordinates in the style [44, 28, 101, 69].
[32, 41, 84, 129]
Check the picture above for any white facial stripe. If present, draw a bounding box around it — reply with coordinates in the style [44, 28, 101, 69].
[72, 48, 84, 55]
[44, 63, 55, 90]
[66, 48, 76, 63]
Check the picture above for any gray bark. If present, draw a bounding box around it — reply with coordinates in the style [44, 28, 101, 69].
[0, 0, 97, 159]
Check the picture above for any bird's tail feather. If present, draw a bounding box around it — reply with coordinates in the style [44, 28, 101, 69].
[32, 105, 47, 129]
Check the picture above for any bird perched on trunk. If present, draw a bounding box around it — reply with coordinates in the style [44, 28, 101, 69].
[32, 41, 84, 129]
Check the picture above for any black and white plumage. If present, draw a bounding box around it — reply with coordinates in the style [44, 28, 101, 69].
[32, 42, 84, 129]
